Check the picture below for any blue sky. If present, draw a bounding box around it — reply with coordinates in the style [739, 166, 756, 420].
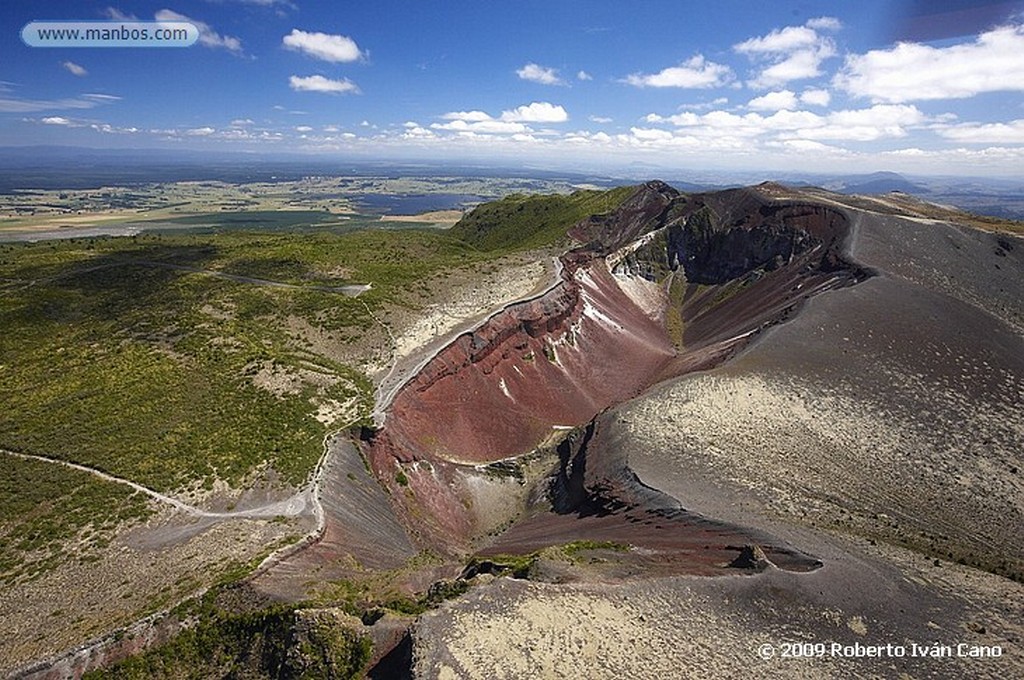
[2, 0, 1024, 176]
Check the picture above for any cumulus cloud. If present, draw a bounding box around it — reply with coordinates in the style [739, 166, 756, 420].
[747, 90, 798, 111]
[835, 23, 1024, 102]
[936, 119, 1024, 143]
[577, 70, 593, 81]
[155, 9, 242, 54]
[441, 110, 493, 122]
[800, 88, 831, 106]
[642, 103, 930, 143]
[797, 104, 927, 141]
[41, 116, 74, 125]
[432, 102, 567, 135]
[282, 29, 365, 62]
[288, 74, 360, 94]
[500, 101, 568, 123]
[735, 25, 822, 54]
[403, 123, 435, 139]
[62, 61, 87, 77]
[625, 55, 733, 88]
[735, 19, 839, 88]
[432, 119, 528, 134]
[516, 63, 565, 85]
[589, 115, 613, 123]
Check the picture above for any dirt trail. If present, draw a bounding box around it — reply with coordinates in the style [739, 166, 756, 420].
[1, 449, 311, 520]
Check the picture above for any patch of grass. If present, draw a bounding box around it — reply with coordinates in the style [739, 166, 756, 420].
[449, 186, 636, 251]
[561, 540, 629, 560]
[0, 455, 152, 584]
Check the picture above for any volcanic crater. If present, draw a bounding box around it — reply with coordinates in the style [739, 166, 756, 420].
[244, 180, 1023, 678]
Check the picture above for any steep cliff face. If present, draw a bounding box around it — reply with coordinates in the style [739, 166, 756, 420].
[372, 254, 676, 467]
[666, 193, 850, 284]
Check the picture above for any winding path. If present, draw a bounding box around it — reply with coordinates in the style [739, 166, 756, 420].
[1, 449, 311, 520]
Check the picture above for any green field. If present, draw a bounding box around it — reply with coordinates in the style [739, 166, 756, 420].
[0, 229, 491, 493]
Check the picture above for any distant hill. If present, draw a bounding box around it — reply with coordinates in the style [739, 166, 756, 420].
[802, 171, 933, 195]
[837, 172, 928, 195]
[449, 185, 636, 251]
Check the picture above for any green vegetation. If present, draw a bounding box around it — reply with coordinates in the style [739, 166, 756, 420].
[561, 539, 629, 560]
[449, 186, 636, 251]
[86, 599, 372, 680]
[0, 455, 152, 585]
[0, 229, 491, 493]
[467, 541, 631, 580]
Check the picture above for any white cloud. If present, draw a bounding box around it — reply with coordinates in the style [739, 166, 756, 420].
[282, 29, 364, 62]
[835, 23, 1024, 102]
[577, 70, 593, 81]
[430, 102, 567, 134]
[431, 119, 528, 134]
[800, 88, 831, 106]
[186, 126, 216, 136]
[754, 49, 834, 88]
[62, 61, 87, 77]
[589, 115, 613, 123]
[441, 110, 493, 122]
[230, 118, 254, 126]
[103, 8, 137, 21]
[500, 101, 568, 123]
[41, 116, 73, 125]
[0, 90, 118, 113]
[735, 20, 838, 88]
[625, 55, 733, 88]
[642, 103, 930, 143]
[747, 90, 798, 111]
[295, 125, 313, 132]
[155, 9, 243, 54]
[288, 74, 360, 94]
[936, 119, 1024, 143]
[806, 17, 842, 31]
[81, 93, 120, 102]
[403, 124, 435, 139]
[735, 25, 821, 54]
[516, 63, 565, 85]
[89, 122, 138, 134]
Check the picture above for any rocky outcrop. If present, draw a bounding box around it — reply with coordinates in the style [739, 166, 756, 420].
[569, 180, 680, 252]
[666, 195, 850, 284]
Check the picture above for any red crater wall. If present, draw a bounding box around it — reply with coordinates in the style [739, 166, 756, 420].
[375, 255, 676, 466]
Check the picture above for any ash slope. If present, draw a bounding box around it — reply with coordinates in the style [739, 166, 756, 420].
[412, 183, 1024, 678]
